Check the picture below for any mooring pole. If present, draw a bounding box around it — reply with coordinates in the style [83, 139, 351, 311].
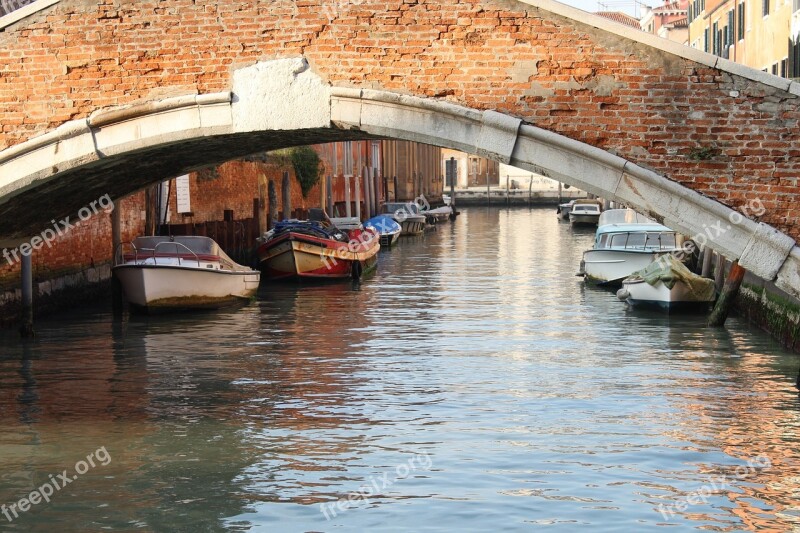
[344, 175, 351, 218]
[364, 166, 373, 218]
[281, 171, 292, 220]
[268, 180, 278, 229]
[111, 203, 123, 317]
[355, 169, 362, 220]
[373, 168, 381, 213]
[326, 175, 333, 215]
[486, 167, 490, 206]
[701, 247, 714, 278]
[528, 175, 533, 207]
[708, 260, 746, 327]
[449, 157, 456, 220]
[20, 251, 34, 338]
[714, 252, 726, 294]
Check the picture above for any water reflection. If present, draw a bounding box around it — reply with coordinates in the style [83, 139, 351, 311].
[0, 207, 798, 531]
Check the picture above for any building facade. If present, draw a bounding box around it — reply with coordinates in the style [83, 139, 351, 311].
[641, 0, 690, 44]
[382, 141, 443, 203]
[440, 149, 500, 189]
[689, 0, 795, 77]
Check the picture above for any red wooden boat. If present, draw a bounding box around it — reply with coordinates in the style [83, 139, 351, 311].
[257, 219, 380, 280]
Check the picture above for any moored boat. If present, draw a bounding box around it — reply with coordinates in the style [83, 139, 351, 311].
[364, 215, 402, 248]
[557, 200, 575, 220]
[257, 217, 380, 281]
[423, 205, 453, 224]
[113, 236, 260, 312]
[383, 202, 427, 236]
[568, 199, 603, 225]
[617, 255, 716, 312]
[580, 208, 682, 287]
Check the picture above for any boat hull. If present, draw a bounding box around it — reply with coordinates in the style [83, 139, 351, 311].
[113, 265, 260, 311]
[582, 249, 667, 286]
[380, 231, 401, 248]
[569, 213, 601, 225]
[619, 279, 715, 312]
[398, 217, 426, 236]
[258, 231, 379, 280]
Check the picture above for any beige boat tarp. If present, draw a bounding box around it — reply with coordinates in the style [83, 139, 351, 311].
[627, 254, 716, 301]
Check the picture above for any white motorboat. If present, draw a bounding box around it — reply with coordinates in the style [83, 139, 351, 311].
[364, 215, 402, 248]
[580, 209, 682, 286]
[113, 236, 260, 311]
[382, 202, 427, 236]
[617, 255, 716, 312]
[424, 205, 453, 224]
[568, 199, 602, 225]
[557, 200, 575, 220]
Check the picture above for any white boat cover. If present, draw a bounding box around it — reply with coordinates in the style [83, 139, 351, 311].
[598, 209, 655, 227]
[626, 255, 715, 301]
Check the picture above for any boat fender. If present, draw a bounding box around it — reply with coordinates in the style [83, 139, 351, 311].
[616, 288, 630, 301]
[576, 260, 586, 277]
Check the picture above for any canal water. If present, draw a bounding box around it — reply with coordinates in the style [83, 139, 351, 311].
[1, 207, 799, 532]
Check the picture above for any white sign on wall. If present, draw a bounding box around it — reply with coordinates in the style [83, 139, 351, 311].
[176, 175, 191, 214]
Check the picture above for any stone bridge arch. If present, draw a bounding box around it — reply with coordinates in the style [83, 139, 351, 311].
[0, 0, 799, 295]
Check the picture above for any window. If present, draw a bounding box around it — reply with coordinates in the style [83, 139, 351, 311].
[791, 36, 800, 77]
[763, 0, 770, 16]
[701, 0, 705, 11]
[689, 4, 693, 20]
[737, 2, 745, 40]
[712, 22, 719, 54]
[772, 63, 779, 75]
[704, 27, 710, 52]
[781, 58, 788, 77]
[727, 10, 734, 45]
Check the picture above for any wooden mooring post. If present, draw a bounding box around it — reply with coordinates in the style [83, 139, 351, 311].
[708, 260, 746, 327]
[701, 247, 713, 278]
[19, 251, 34, 338]
[281, 171, 292, 220]
[111, 202, 123, 317]
[268, 180, 278, 229]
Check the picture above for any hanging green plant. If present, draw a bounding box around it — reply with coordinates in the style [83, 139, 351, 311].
[290, 146, 322, 198]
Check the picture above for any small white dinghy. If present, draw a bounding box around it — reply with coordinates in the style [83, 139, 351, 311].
[617, 255, 716, 313]
[113, 236, 260, 312]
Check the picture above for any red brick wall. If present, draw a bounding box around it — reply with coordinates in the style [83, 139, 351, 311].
[0, 0, 799, 239]
[0, 194, 144, 290]
[163, 159, 321, 225]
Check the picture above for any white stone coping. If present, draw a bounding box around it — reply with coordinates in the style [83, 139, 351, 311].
[0, 0, 60, 30]
[0, 92, 232, 165]
[518, 0, 798, 95]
